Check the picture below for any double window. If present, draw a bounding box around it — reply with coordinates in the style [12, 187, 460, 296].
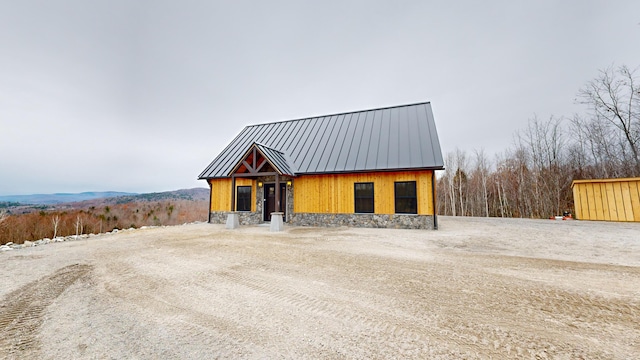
[395, 181, 417, 214]
[236, 186, 252, 212]
[354, 182, 374, 213]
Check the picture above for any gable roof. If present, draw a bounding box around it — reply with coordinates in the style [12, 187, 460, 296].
[199, 102, 444, 179]
[253, 143, 296, 176]
[229, 142, 296, 176]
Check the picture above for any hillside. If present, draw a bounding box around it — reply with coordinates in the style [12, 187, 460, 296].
[0, 188, 209, 214]
[0, 188, 210, 244]
[0, 191, 137, 205]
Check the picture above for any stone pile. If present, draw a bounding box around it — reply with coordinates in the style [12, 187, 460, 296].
[0, 223, 201, 252]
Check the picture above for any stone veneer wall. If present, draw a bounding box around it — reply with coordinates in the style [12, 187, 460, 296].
[209, 176, 294, 225]
[289, 213, 435, 230]
[209, 211, 262, 225]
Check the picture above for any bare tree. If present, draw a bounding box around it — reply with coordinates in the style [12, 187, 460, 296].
[454, 149, 468, 216]
[51, 215, 60, 239]
[75, 215, 83, 239]
[473, 149, 490, 217]
[577, 65, 640, 175]
[445, 151, 457, 216]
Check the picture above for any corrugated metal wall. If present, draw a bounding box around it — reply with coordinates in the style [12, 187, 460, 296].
[572, 178, 640, 221]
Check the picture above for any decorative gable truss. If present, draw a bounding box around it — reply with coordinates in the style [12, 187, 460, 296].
[229, 142, 295, 177]
[228, 142, 295, 212]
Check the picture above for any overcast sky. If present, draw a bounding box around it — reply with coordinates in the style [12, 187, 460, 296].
[1, 1, 639, 195]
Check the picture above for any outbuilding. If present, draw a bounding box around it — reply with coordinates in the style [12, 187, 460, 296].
[198, 102, 444, 229]
[571, 177, 640, 222]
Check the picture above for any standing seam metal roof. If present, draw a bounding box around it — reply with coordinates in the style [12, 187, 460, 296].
[198, 102, 444, 179]
[253, 143, 295, 176]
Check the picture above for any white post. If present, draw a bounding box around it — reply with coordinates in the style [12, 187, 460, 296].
[226, 212, 239, 229]
[270, 212, 284, 232]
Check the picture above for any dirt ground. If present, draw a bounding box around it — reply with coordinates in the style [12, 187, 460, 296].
[1, 216, 639, 359]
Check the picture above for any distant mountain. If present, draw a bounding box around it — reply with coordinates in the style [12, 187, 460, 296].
[0, 191, 137, 205]
[0, 188, 209, 215]
[97, 188, 209, 204]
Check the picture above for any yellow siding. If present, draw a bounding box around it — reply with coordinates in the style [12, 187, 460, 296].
[592, 183, 604, 220]
[586, 183, 598, 220]
[621, 182, 634, 221]
[209, 178, 231, 211]
[612, 182, 623, 221]
[293, 171, 434, 215]
[601, 183, 611, 221]
[209, 178, 256, 212]
[630, 182, 640, 222]
[572, 178, 640, 222]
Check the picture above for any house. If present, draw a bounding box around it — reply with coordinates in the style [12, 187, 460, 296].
[198, 101, 444, 229]
[571, 177, 640, 222]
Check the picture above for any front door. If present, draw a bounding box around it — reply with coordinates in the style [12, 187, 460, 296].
[264, 183, 286, 221]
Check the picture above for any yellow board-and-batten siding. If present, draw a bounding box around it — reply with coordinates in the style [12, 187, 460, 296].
[209, 170, 435, 216]
[293, 171, 434, 215]
[571, 177, 640, 222]
[209, 178, 255, 212]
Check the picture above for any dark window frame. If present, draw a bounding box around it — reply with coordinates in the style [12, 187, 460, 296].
[236, 186, 252, 212]
[354, 182, 374, 214]
[394, 181, 417, 214]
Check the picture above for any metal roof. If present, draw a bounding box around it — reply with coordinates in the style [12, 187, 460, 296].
[253, 143, 296, 176]
[199, 102, 444, 179]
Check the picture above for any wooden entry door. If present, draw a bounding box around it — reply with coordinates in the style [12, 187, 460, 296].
[264, 183, 286, 221]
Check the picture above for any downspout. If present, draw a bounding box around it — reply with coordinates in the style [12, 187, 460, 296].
[231, 175, 236, 212]
[207, 179, 212, 223]
[432, 170, 438, 230]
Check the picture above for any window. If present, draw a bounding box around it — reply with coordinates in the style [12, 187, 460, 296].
[354, 182, 374, 213]
[394, 181, 417, 214]
[236, 186, 252, 212]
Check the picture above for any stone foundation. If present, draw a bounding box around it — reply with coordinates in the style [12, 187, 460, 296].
[210, 211, 435, 229]
[289, 213, 435, 230]
[209, 211, 262, 225]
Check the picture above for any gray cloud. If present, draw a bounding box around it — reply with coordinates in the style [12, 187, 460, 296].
[1, 0, 639, 195]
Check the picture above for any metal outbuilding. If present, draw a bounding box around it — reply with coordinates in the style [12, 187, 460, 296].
[571, 177, 640, 222]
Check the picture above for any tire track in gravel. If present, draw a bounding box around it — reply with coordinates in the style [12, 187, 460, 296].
[101, 261, 272, 359]
[0, 264, 92, 359]
[215, 268, 472, 358]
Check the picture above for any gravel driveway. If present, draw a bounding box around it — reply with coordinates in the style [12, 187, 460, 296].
[1, 216, 639, 359]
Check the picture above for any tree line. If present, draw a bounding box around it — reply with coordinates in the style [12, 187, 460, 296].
[437, 65, 640, 218]
[0, 199, 208, 245]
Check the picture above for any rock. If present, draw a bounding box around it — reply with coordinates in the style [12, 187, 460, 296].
[35, 240, 43, 246]
[112, 229, 119, 233]
[5, 242, 13, 246]
[0, 245, 12, 252]
[23, 240, 34, 247]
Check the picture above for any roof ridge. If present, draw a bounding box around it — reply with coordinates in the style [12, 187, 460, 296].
[246, 101, 431, 127]
[254, 142, 284, 154]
